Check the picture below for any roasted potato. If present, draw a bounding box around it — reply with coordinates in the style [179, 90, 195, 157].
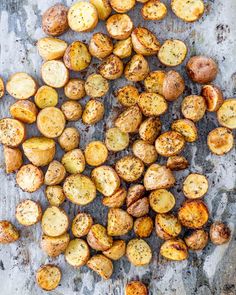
[15, 200, 42, 226]
[42, 206, 69, 237]
[184, 229, 208, 250]
[126, 184, 145, 207]
[91, 165, 120, 197]
[34, 85, 58, 108]
[45, 185, 66, 207]
[155, 213, 182, 240]
[115, 155, 144, 182]
[42, 4, 69, 36]
[68, 2, 98, 32]
[22, 137, 56, 167]
[207, 127, 234, 155]
[201, 84, 224, 112]
[87, 254, 113, 280]
[127, 197, 149, 218]
[125, 281, 148, 295]
[171, 0, 205, 22]
[183, 173, 208, 199]
[71, 213, 93, 238]
[0, 221, 20, 244]
[144, 70, 166, 95]
[149, 189, 175, 213]
[44, 160, 66, 186]
[138, 92, 168, 117]
[210, 222, 231, 245]
[37, 37, 68, 60]
[125, 54, 150, 82]
[61, 101, 82, 121]
[62, 149, 85, 174]
[132, 140, 158, 165]
[63, 174, 96, 205]
[110, 0, 135, 13]
[90, 0, 112, 20]
[58, 127, 80, 152]
[163, 70, 185, 101]
[144, 164, 175, 191]
[105, 127, 129, 152]
[171, 119, 198, 142]
[142, 0, 167, 20]
[181, 95, 206, 122]
[82, 99, 105, 125]
[107, 208, 133, 236]
[85, 74, 109, 98]
[126, 238, 152, 266]
[16, 164, 44, 193]
[103, 240, 126, 260]
[87, 224, 113, 251]
[64, 79, 85, 100]
[115, 105, 143, 133]
[116, 85, 139, 107]
[131, 27, 160, 56]
[217, 99, 236, 129]
[99, 54, 124, 80]
[3, 146, 23, 173]
[102, 187, 127, 208]
[6, 72, 37, 100]
[166, 155, 189, 171]
[41, 233, 70, 257]
[36, 264, 61, 291]
[160, 239, 188, 261]
[0, 77, 4, 98]
[89, 33, 113, 59]
[65, 239, 90, 267]
[85, 141, 108, 166]
[113, 38, 133, 59]
[134, 216, 154, 238]
[155, 131, 185, 157]
[158, 39, 187, 67]
[10, 100, 38, 124]
[137, 0, 149, 2]
[139, 117, 161, 144]
[41, 60, 69, 88]
[186, 56, 218, 84]
[178, 200, 209, 229]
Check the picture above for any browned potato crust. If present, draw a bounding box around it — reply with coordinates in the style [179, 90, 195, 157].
[89, 33, 113, 60]
[58, 127, 80, 151]
[64, 79, 85, 100]
[107, 208, 133, 236]
[125, 54, 150, 82]
[160, 239, 188, 261]
[41, 60, 69, 88]
[87, 254, 113, 280]
[201, 84, 224, 112]
[171, 0, 205, 22]
[134, 216, 154, 238]
[144, 70, 166, 95]
[99, 54, 124, 80]
[113, 38, 133, 59]
[3, 146, 23, 173]
[106, 14, 133, 40]
[132, 140, 158, 165]
[16, 200, 42, 226]
[61, 101, 82, 121]
[36, 264, 61, 291]
[102, 187, 127, 208]
[125, 281, 148, 295]
[139, 117, 162, 144]
[41, 233, 70, 257]
[155, 213, 182, 240]
[149, 189, 175, 213]
[207, 127, 234, 155]
[127, 197, 149, 218]
[110, 0, 135, 13]
[171, 119, 198, 143]
[138, 92, 168, 117]
[10, 100, 38, 124]
[71, 213, 93, 238]
[217, 99, 236, 129]
[44, 160, 66, 186]
[37, 37, 68, 61]
[0, 221, 20, 244]
[115, 105, 143, 133]
[181, 95, 206, 122]
[142, 0, 167, 20]
[163, 70, 185, 101]
[126, 184, 145, 207]
[85, 74, 109, 98]
[210, 222, 231, 245]
[102, 240, 126, 260]
[87, 224, 113, 251]
[0, 118, 26, 147]
[166, 155, 189, 171]
[62, 149, 85, 174]
[34, 85, 58, 108]
[82, 99, 105, 125]
[184, 229, 208, 250]
[85, 141, 108, 166]
[105, 127, 129, 152]
[126, 238, 152, 266]
[90, 0, 112, 20]
[45, 185, 65, 207]
[116, 85, 139, 107]
[155, 131, 185, 157]
[183, 173, 208, 199]
[0, 77, 5, 98]
[65, 239, 90, 267]
[115, 155, 144, 182]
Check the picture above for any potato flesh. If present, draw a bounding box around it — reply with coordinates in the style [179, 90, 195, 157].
[65, 239, 90, 267]
[142, 0, 167, 20]
[0, 77, 4, 98]
[115, 105, 143, 133]
[138, 92, 168, 117]
[45, 185, 65, 207]
[105, 127, 129, 151]
[155, 213, 182, 239]
[113, 38, 132, 59]
[126, 281, 148, 295]
[171, 119, 198, 142]
[62, 149, 85, 174]
[90, 0, 112, 20]
[160, 239, 188, 261]
[85, 74, 109, 98]
[3, 146, 23, 173]
[82, 99, 104, 125]
[139, 117, 161, 144]
[144, 71, 166, 95]
[89, 33, 113, 59]
[72, 213, 93, 237]
[36, 265, 61, 291]
[10, 100, 38, 124]
[158, 40, 187, 66]
[16, 200, 42, 226]
[41, 60, 69, 88]
[116, 85, 139, 107]
[132, 140, 158, 165]
[102, 240, 126, 260]
[155, 131, 185, 157]
[217, 99, 236, 129]
[106, 14, 133, 40]
[87, 224, 113, 251]
[171, 0, 205, 22]
[44, 160, 66, 185]
[126, 239, 152, 266]
[102, 187, 127, 208]
[115, 156, 144, 182]
[0, 118, 25, 147]
[37, 37, 67, 61]
[110, 0, 135, 13]
[87, 254, 113, 280]
[41, 233, 70, 257]
[125, 54, 150, 82]
[35, 85, 58, 108]
[149, 189, 175, 213]
[0, 221, 20, 244]
[181, 95, 206, 122]
[85, 141, 108, 166]
[183, 173, 208, 199]
[64, 79, 85, 100]
[134, 216, 153, 238]
[207, 127, 234, 155]
[107, 208, 133, 236]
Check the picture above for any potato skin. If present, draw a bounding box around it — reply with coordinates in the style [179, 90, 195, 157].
[207, 127, 234, 156]
[115, 155, 144, 182]
[99, 54, 124, 80]
[126, 184, 145, 207]
[61, 101, 82, 121]
[45, 185, 65, 207]
[0, 221, 20, 244]
[125, 281, 148, 295]
[90, 0, 112, 20]
[102, 240, 126, 260]
[181, 95, 206, 122]
[160, 239, 188, 261]
[37, 37, 68, 61]
[134, 216, 154, 238]
[139, 117, 162, 144]
[82, 99, 104, 125]
[201, 84, 224, 112]
[10, 100, 38, 124]
[125, 54, 150, 82]
[64, 79, 85, 100]
[36, 264, 61, 291]
[132, 140, 158, 165]
[0, 77, 5, 98]
[87, 254, 113, 280]
[115, 105, 143, 133]
[210, 222, 231, 245]
[163, 70, 185, 101]
[0, 118, 26, 147]
[166, 155, 189, 171]
[41, 233, 70, 257]
[184, 230, 208, 250]
[44, 160, 66, 186]
[127, 197, 149, 218]
[107, 208, 133, 236]
[102, 187, 127, 208]
[58, 127, 80, 152]
[89, 33, 113, 60]
[3, 146, 23, 173]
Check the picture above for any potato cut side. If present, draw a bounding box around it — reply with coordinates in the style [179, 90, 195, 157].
[132, 140, 158, 165]
[138, 92, 168, 117]
[90, 0, 112, 20]
[72, 213, 93, 238]
[87, 254, 113, 280]
[103, 240, 126, 260]
[45, 160, 66, 186]
[110, 0, 135, 13]
[65, 239, 90, 267]
[37, 37, 68, 61]
[0, 221, 20, 244]
[160, 239, 188, 261]
[3, 146, 23, 173]
[158, 39, 187, 66]
[171, 119, 198, 142]
[125, 54, 150, 82]
[184, 229, 208, 250]
[107, 208, 133, 236]
[64, 79, 85, 100]
[144, 71, 166, 95]
[87, 224, 113, 251]
[102, 187, 127, 208]
[45, 185, 65, 207]
[183, 173, 208, 199]
[58, 127, 80, 152]
[217, 99, 236, 129]
[116, 85, 139, 107]
[34, 85, 58, 108]
[10, 100, 38, 124]
[155, 131, 185, 157]
[89, 32, 113, 60]
[142, 0, 167, 20]
[41, 233, 70, 257]
[105, 127, 129, 152]
[85, 74, 109, 98]
[113, 37, 133, 59]
[0, 77, 5, 98]
[61, 100, 82, 121]
[139, 117, 162, 144]
[36, 264, 61, 291]
[166, 155, 189, 171]
[134, 216, 154, 238]
[82, 99, 105, 125]
[62, 149, 85, 174]
[0, 118, 26, 147]
[171, 0, 205, 22]
[41, 60, 69, 88]
[115, 155, 144, 182]
[99, 55, 124, 80]
[126, 239, 152, 266]
[201, 84, 224, 112]
[126, 184, 146, 207]
[181, 95, 206, 122]
[149, 189, 175, 213]
[16, 200, 42, 226]
[207, 127, 234, 155]
[125, 281, 148, 295]
[115, 105, 143, 133]
[106, 14, 133, 40]
[85, 141, 108, 167]
[155, 213, 182, 240]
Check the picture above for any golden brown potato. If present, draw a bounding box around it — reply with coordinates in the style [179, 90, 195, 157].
[22, 137, 56, 167]
[132, 140, 158, 165]
[166, 155, 189, 171]
[64, 79, 85, 100]
[163, 70, 185, 101]
[171, 0, 205, 22]
[6, 72, 37, 100]
[63, 174, 96, 205]
[217, 99, 236, 129]
[10, 100, 38, 124]
[16, 164, 44, 193]
[90, 0, 112, 20]
[99, 54, 124, 80]
[127, 197, 149, 218]
[85, 74, 109, 98]
[139, 117, 162, 144]
[89, 33, 113, 60]
[0, 77, 5, 98]
[144, 70, 166, 95]
[134, 216, 154, 238]
[91, 165, 120, 197]
[105, 127, 129, 152]
[183, 173, 208, 199]
[125, 281, 148, 295]
[107, 208, 133, 236]
[186, 56, 218, 84]
[71, 213, 93, 238]
[82, 99, 105, 125]
[102, 187, 127, 208]
[0, 221, 20, 244]
[65, 239, 90, 267]
[62, 149, 85, 174]
[68, 2, 98, 32]
[34, 85, 58, 108]
[126, 184, 145, 207]
[116, 85, 139, 107]
[106, 13, 134, 40]
[155, 213, 182, 240]
[158, 39, 187, 66]
[126, 238, 152, 266]
[144, 164, 175, 191]
[160, 239, 188, 261]
[171, 119, 198, 142]
[110, 0, 135, 13]
[42, 4, 69, 36]
[87, 254, 113, 280]
[41, 233, 70, 257]
[45, 185, 66, 207]
[201, 84, 224, 112]
[184, 229, 208, 250]
[37, 37, 68, 60]
[41, 60, 69, 88]
[42, 206, 69, 237]
[102, 240, 126, 260]
[45, 160, 66, 186]
[137, 0, 149, 2]
[115, 155, 144, 182]
[181, 95, 206, 122]
[155, 131, 185, 157]
[207, 127, 234, 155]
[138, 92, 168, 117]
[61, 101, 82, 121]
[149, 189, 175, 213]
[3, 146, 23, 173]
[210, 222, 231, 245]
[178, 200, 209, 229]
[15, 200, 42, 226]
[115, 105, 143, 133]
[87, 224, 113, 251]
[131, 27, 160, 56]
[85, 141, 108, 167]
[125, 54, 150, 82]
[113, 38, 133, 59]
[36, 264, 61, 291]
[142, 0, 167, 20]
[58, 127, 80, 152]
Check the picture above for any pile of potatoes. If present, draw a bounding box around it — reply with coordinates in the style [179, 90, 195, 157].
[0, 0, 235, 293]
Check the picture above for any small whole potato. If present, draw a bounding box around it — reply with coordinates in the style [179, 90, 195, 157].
[184, 230, 208, 250]
[181, 95, 206, 122]
[132, 140, 158, 165]
[99, 54, 124, 80]
[0, 221, 20, 244]
[163, 70, 185, 101]
[58, 127, 80, 152]
[82, 99, 104, 125]
[89, 33, 113, 59]
[115, 105, 143, 133]
[139, 117, 162, 144]
[61, 101, 82, 121]
[3, 146, 23, 174]
[64, 79, 85, 100]
[210, 222, 231, 245]
[125, 54, 150, 82]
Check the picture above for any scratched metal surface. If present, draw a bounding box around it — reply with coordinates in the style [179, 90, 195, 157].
[0, 0, 235, 294]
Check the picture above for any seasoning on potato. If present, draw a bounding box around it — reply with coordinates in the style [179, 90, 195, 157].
[0, 77, 4, 98]
[82, 99, 105, 125]
[110, 0, 135, 13]
[58, 127, 80, 152]
[138, 92, 168, 117]
[85, 74, 109, 98]
[0, 221, 20, 244]
[139, 117, 162, 144]
[3, 146, 23, 173]
[113, 38, 133, 59]
[144, 70, 166, 95]
[34, 85, 58, 108]
[99, 54, 124, 80]
[210, 221, 231, 245]
[155, 213, 182, 240]
[87, 254, 113, 280]
[217, 99, 236, 129]
[102, 187, 127, 208]
[181, 95, 206, 122]
[107, 208, 133, 236]
[64, 79, 85, 100]
[183, 173, 208, 199]
[106, 14, 133, 40]
[89, 33, 113, 60]
[125, 54, 150, 82]
[44, 160, 66, 186]
[16, 200, 42, 226]
[132, 140, 158, 165]
[126, 184, 145, 207]
[149, 189, 176, 213]
[142, 0, 167, 20]
[90, 0, 112, 20]
[201, 84, 224, 112]
[10, 100, 38, 124]
[134, 216, 154, 238]
[41, 60, 69, 88]
[36, 264, 61, 291]
[171, 0, 205, 22]
[115, 105, 143, 133]
[61, 101, 82, 121]
[115, 155, 144, 182]
[125, 281, 148, 295]
[166, 155, 189, 171]
[171, 119, 198, 143]
[41, 233, 70, 257]
[207, 127, 234, 155]
[160, 239, 188, 261]
[85, 141, 108, 167]
[155, 131, 185, 157]
[126, 238, 152, 266]
[37, 37, 68, 61]
[103, 240, 126, 260]
[87, 224, 113, 251]
[184, 229, 208, 250]
[116, 85, 139, 107]
[127, 197, 149, 218]
[72, 213, 93, 238]
[45, 185, 65, 207]
[62, 149, 85, 174]
[105, 127, 129, 152]
[65, 239, 90, 267]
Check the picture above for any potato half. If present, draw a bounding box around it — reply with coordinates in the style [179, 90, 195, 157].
[0, 118, 25, 147]
[64, 79, 85, 100]
[99, 54, 124, 80]
[85, 141, 108, 167]
[144, 70, 166, 95]
[102, 187, 127, 208]
[61, 101, 82, 121]
[16, 200, 42, 226]
[134, 216, 154, 238]
[184, 229, 208, 250]
[158, 39, 187, 66]
[142, 0, 167, 20]
[160, 239, 188, 261]
[36, 264, 61, 291]
[155, 213, 182, 240]
[65, 239, 90, 267]
[181, 95, 206, 122]
[126, 184, 145, 207]
[107, 208, 133, 236]
[45, 185, 66, 207]
[0, 77, 5, 98]
[125, 281, 148, 295]
[3, 146, 23, 173]
[61, 149, 86, 174]
[58, 127, 80, 152]
[37, 37, 68, 61]
[116, 85, 139, 107]
[139, 117, 162, 144]
[166, 155, 189, 171]
[72, 213, 93, 238]
[138, 92, 168, 117]
[217, 99, 236, 129]
[207, 127, 234, 155]
[132, 140, 158, 165]
[106, 14, 133, 40]
[34, 85, 58, 108]
[201, 84, 224, 112]
[171, 0, 205, 22]
[126, 239, 152, 266]
[41, 233, 70, 257]
[44, 160, 66, 186]
[183, 173, 208, 199]
[87, 254, 113, 280]
[115, 105, 143, 133]
[155, 131, 185, 157]
[113, 38, 133, 59]
[10, 100, 38, 124]
[171, 119, 198, 142]
[115, 155, 144, 182]
[82, 99, 105, 125]
[90, 0, 112, 20]
[125, 54, 150, 82]
[85, 74, 109, 98]
[87, 224, 113, 251]
[103, 240, 126, 261]
[127, 197, 149, 218]
[0, 221, 20, 244]
[105, 127, 129, 152]
[89, 32, 113, 59]
[149, 189, 175, 213]
[110, 0, 135, 13]
[41, 60, 69, 88]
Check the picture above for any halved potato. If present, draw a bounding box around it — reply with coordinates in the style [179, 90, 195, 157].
[181, 95, 206, 122]
[87, 254, 113, 280]
[158, 39, 187, 66]
[127, 197, 149, 218]
[87, 224, 113, 251]
[166, 155, 189, 171]
[115, 105, 143, 133]
[102, 187, 127, 208]
[10, 100, 38, 124]
[126, 184, 145, 207]
[142, 0, 167, 20]
[64, 79, 85, 100]
[61, 101, 82, 121]
[110, 0, 135, 13]
[82, 99, 105, 125]
[107, 13, 133, 40]
[126, 239, 152, 266]
[103, 240, 126, 260]
[207, 127, 234, 155]
[184, 229, 208, 250]
[15, 200, 42, 226]
[45, 185, 66, 207]
[155, 213, 182, 240]
[139, 117, 162, 144]
[171, 119, 198, 142]
[125, 54, 150, 82]
[68, 2, 98, 32]
[72, 213, 93, 237]
[217, 99, 236, 129]
[201, 84, 224, 112]
[171, 0, 205, 22]
[99, 54, 124, 80]
[16, 164, 44, 193]
[85, 74, 109, 98]
[41, 60, 69, 88]
[41, 233, 70, 257]
[115, 155, 144, 182]
[0, 118, 26, 147]
[160, 239, 188, 261]
[132, 140, 158, 165]
[134, 216, 154, 238]
[125, 281, 148, 295]
[90, 0, 112, 20]
[3, 146, 23, 173]
[178, 200, 209, 228]
[6, 72, 37, 99]
[155, 131, 185, 157]
[63, 174, 96, 205]
[34, 85, 58, 108]
[144, 71, 166, 95]
[183, 173, 208, 199]
[0, 221, 20, 244]
[162, 70, 185, 101]
[37, 37, 68, 60]
[42, 206, 69, 237]
[65, 239, 90, 267]
[116, 85, 139, 107]
[107, 208, 133, 236]
[138, 92, 168, 117]
[105, 127, 129, 152]
[149, 189, 175, 213]
[36, 264, 61, 291]
[0, 77, 5, 98]
[58, 127, 80, 152]
[62, 149, 85, 174]
[113, 38, 133, 59]
[85, 141, 108, 167]
[89, 33, 113, 60]
[45, 160, 66, 185]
